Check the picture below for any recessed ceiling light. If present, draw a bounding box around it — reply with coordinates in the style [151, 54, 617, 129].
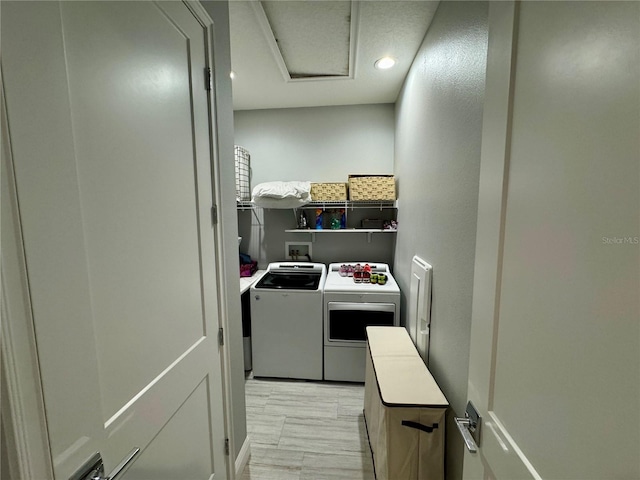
[374, 57, 396, 70]
[230, 71, 236, 80]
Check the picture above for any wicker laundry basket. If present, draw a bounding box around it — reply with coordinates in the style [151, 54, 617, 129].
[348, 175, 396, 201]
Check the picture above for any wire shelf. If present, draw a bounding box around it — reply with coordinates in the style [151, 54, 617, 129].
[234, 146, 251, 201]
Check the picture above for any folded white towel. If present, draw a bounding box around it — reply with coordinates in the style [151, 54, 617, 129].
[251, 181, 311, 208]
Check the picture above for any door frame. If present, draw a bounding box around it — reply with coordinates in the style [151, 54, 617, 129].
[463, 1, 543, 477]
[463, 0, 523, 476]
[1, 67, 54, 479]
[187, 0, 242, 477]
[0, 2, 237, 478]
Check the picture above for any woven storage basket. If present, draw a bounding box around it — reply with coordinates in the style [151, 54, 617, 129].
[234, 146, 251, 201]
[310, 182, 348, 201]
[348, 175, 396, 201]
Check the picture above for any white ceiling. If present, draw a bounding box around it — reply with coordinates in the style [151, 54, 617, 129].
[229, 0, 440, 111]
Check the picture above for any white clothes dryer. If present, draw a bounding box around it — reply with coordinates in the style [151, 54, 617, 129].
[323, 262, 400, 382]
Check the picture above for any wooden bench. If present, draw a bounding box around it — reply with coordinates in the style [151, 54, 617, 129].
[364, 326, 449, 480]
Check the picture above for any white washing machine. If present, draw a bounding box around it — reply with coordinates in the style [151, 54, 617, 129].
[323, 262, 400, 382]
[250, 262, 326, 380]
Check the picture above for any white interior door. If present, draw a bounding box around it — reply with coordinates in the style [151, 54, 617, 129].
[463, 1, 639, 479]
[2, 2, 228, 478]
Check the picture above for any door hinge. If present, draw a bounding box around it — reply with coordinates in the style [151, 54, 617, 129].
[204, 67, 212, 91]
[211, 205, 218, 225]
[224, 438, 230, 456]
[218, 327, 224, 346]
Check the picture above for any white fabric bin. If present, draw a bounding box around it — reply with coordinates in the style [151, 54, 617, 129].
[364, 327, 448, 480]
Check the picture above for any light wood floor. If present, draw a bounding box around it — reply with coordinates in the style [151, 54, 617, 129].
[241, 375, 375, 480]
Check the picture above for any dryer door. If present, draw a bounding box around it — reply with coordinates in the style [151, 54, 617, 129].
[325, 302, 396, 346]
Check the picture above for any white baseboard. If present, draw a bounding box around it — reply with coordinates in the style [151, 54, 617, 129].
[235, 435, 251, 477]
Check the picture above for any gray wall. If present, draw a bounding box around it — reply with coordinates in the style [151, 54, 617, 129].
[235, 104, 396, 268]
[234, 104, 395, 186]
[238, 208, 396, 268]
[393, 3, 488, 479]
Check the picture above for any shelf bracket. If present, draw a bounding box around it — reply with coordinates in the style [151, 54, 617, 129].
[251, 208, 262, 225]
[236, 202, 263, 225]
[367, 232, 372, 243]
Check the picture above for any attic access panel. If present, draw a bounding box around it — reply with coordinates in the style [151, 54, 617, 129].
[261, 0, 352, 78]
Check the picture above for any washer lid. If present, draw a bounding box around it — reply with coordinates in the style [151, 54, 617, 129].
[255, 271, 323, 290]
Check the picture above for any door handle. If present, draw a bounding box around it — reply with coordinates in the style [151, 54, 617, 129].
[455, 417, 478, 453]
[101, 448, 140, 480]
[454, 401, 481, 453]
[70, 448, 140, 480]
